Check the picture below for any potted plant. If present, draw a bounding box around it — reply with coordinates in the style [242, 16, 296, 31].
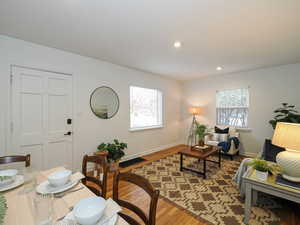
[247, 159, 275, 181]
[269, 103, 300, 129]
[97, 139, 127, 171]
[195, 124, 209, 146]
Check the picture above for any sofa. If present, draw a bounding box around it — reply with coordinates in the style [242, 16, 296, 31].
[204, 126, 240, 159]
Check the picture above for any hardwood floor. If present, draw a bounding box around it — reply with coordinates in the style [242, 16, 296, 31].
[102, 145, 300, 225]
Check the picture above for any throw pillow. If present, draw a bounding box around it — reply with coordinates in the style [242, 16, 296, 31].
[215, 126, 229, 134]
[263, 139, 285, 162]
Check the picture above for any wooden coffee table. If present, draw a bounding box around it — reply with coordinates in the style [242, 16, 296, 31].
[179, 146, 221, 179]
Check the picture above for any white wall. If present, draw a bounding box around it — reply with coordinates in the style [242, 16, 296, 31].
[182, 64, 300, 156]
[0, 35, 182, 169]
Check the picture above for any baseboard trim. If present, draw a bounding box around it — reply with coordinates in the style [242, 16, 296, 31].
[121, 141, 183, 162]
[240, 152, 257, 158]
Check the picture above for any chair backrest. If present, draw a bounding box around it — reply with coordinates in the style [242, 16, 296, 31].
[0, 155, 30, 167]
[113, 172, 160, 225]
[82, 154, 108, 198]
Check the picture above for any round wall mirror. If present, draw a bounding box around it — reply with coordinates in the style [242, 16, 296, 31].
[90, 86, 119, 119]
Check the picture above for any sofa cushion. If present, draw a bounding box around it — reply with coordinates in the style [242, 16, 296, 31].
[215, 126, 229, 134]
[263, 139, 285, 162]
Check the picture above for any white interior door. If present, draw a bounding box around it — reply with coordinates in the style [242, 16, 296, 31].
[11, 66, 73, 170]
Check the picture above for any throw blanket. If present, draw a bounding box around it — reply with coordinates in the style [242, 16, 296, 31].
[218, 137, 240, 153]
[233, 145, 264, 197]
[233, 158, 253, 197]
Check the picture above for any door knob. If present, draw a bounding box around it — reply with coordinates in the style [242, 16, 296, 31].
[64, 131, 72, 136]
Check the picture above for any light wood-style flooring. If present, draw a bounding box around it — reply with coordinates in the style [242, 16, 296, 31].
[104, 145, 300, 225]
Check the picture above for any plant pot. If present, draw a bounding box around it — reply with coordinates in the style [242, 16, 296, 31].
[198, 140, 204, 146]
[255, 170, 268, 181]
[109, 161, 119, 172]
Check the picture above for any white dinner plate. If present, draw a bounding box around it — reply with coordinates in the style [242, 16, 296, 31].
[64, 214, 118, 225]
[36, 179, 79, 194]
[104, 214, 118, 225]
[0, 175, 24, 192]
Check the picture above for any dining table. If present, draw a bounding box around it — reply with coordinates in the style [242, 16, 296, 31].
[3, 167, 128, 225]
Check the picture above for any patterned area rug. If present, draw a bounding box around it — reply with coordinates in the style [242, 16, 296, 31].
[132, 154, 281, 225]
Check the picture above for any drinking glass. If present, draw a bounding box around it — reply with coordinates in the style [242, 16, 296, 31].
[32, 193, 54, 225]
[18, 167, 38, 195]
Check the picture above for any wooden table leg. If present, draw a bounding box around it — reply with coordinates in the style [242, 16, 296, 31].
[180, 153, 183, 172]
[203, 159, 206, 179]
[218, 148, 221, 168]
[244, 183, 252, 224]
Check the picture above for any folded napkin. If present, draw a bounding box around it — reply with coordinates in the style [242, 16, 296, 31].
[57, 198, 122, 225]
[70, 172, 85, 182]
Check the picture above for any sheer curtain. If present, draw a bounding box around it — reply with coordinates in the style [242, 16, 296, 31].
[216, 88, 249, 128]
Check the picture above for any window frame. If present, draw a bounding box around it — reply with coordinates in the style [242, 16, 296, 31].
[129, 86, 164, 131]
[215, 88, 250, 129]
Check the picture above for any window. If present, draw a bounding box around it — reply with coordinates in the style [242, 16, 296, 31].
[130, 86, 163, 130]
[216, 88, 249, 128]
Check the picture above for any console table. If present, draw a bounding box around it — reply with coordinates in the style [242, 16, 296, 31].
[243, 168, 300, 224]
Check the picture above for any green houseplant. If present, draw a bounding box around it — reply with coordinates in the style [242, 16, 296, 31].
[269, 103, 300, 129]
[195, 124, 209, 146]
[247, 158, 276, 181]
[97, 139, 127, 171]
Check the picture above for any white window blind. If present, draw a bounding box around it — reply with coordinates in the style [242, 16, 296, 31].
[216, 88, 249, 128]
[130, 86, 163, 130]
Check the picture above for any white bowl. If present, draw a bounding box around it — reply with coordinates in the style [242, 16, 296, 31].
[74, 197, 106, 225]
[0, 169, 18, 186]
[47, 170, 72, 187]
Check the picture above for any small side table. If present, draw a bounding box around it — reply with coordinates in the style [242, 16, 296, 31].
[243, 168, 300, 224]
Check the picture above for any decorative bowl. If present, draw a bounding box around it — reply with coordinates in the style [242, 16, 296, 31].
[47, 170, 72, 187]
[0, 169, 18, 186]
[74, 196, 106, 225]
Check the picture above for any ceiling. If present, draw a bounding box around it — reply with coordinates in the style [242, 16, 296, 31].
[1, 0, 300, 80]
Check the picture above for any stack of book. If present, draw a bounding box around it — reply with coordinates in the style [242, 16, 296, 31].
[191, 145, 209, 152]
[275, 174, 300, 190]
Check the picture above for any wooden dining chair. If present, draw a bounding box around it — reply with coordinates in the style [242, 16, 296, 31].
[82, 154, 108, 198]
[113, 172, 160, 225]
[0, 154, 31, 167]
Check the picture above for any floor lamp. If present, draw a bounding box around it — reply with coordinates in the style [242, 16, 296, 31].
[187, 106, 201, 147]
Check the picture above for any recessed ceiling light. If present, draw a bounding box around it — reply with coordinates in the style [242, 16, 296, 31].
[216, 66, 223, 71]
[174, 41, 182, 48]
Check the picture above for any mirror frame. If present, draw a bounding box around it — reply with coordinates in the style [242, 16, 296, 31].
[90, 86, 120, 119]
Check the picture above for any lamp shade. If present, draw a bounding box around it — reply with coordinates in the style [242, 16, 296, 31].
[188, 106, 202, 115]
[272, 122, 300, 151]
